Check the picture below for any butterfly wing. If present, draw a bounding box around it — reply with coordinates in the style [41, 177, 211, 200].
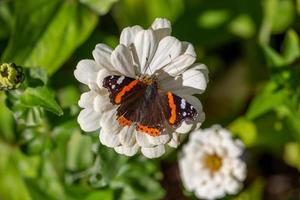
[103, 75, 144, 105]
[165, 92, 198, 128]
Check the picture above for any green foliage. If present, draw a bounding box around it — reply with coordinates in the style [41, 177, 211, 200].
[2, 0, 98, 75]
[0, 0, 300, 199]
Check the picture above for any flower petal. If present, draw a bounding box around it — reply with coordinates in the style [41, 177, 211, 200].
[93, 93, 114, 112]
[168, 132, 180, 148]
[161, 63, 208, 96]
[151, 18, 171, 30]
[114, 144, 139, 156]
[111, 44, 136, 77]
[119, 126, 136, 146]
[78, 90, 97, 109]
[148, 36, 182, 74]
[135, 131, 153, 147]
[176, 122, 194, 134]
[100, 108, 120, 132]
[151, 18, 172, 41]
[92, 44, 114, 71]
[141, 145, 165, 158]
[146, 133, 170, 145]
[120, 25, 143, 46]
[99, 128, 120, 147]
[77, 108, 101, 132]
[74, 59, 100, 86]
[133, 30, 157, 74]
[160, 42, 196, 77]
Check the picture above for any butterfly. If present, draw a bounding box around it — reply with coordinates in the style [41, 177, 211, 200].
[103, 75, 198, 137]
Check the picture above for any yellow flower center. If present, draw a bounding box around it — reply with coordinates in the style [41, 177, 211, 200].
[203, 154, 222, 173]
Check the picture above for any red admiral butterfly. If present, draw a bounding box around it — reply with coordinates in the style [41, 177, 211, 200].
[103, 75, 197, 136]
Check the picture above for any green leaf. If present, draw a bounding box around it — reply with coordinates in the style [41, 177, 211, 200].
[2, 0, 98, 75]
[259, 0, 295, 44]
[261, 44, 286, 67]
[282, 29, 300, 64]
[24, 178, 57, 200]
[93, 146, 128, 186]
[229, 117, 257, 146]
[284, 142, 300, 171]
[84, 190, 114, 200]
[246, 82, 289, 119]
[66, 131, 93, 171]
[228, 14, 256, 38]
[20, 86, 63, 116]
[0, 2, 13, 40]
[112, 160, 165, 200]
[0, 94, 15, 142]
[197, 10, 231, 29]
[80, 0, 118, 15]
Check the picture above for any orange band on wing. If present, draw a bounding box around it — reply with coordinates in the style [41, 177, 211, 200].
[137, 124, 160, 137]
[115, 80, 139, 104]
[117, 116, 132, 126]
[167, 92, 176, 124]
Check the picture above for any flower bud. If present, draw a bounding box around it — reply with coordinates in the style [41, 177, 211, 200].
[0, 63, 24, 90]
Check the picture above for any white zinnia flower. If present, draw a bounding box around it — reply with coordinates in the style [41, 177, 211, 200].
[74, 18, 208, 158]
[179, 125, 247, 199]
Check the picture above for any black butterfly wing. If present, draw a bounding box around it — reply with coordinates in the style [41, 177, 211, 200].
[164, 92, 198, 128]
[116, 84, 169, 136]
[103, 75, 144, 105]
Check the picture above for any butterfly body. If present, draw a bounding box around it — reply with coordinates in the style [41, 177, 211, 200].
[103, 75, 197, 136]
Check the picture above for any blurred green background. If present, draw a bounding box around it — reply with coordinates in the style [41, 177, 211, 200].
[0, 0, 300, 199]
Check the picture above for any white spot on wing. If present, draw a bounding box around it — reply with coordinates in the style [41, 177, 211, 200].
[181, 99, 186, 109]
[183, 112, 187, 116]
[112, 85, 116, 89]
[117, 76, 125, 84]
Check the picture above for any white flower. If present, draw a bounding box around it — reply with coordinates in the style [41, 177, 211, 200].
[179, 125, 247, 199]
[74, 18, 208, 158]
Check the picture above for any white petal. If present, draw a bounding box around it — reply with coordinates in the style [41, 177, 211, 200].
[120, 25, 143, 46]
[100, 108, 120, 132]
[161, 63, 209, 96]
[77, 109, 101, 132]
[133, 30, 157, 74]
[118, 126, 136, 146]
[223, 177, 242, 194]
[74, 59, 100, 85]
[176, 122, 194, 134]
[179, 157, 195, 190]
[148, 36, 182, 73]
[222, 138, 243, 157]
[146, 133, 170, 145]
[160, 42, 196, 77]
[78, 90, 97, 109]
[92, 44, 114, 70]
[168, 132, 180, 148]
[114, 144, 139, 156]
[151, 18, 171, 30]
[93, 93, 113, 112]
[232, 159, 247, 181]
[99, 128, 120, 147]
[141, 145, 165, 158]
[151, 18, 172, 41]
[135, 131, 153, 147]
[111, 44, 136, 77]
